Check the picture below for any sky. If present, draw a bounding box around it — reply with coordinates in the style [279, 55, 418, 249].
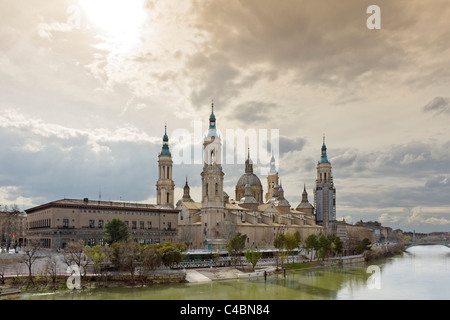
[1, 0, 450, 233]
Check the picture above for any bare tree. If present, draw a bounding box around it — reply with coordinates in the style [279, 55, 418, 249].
[220, 217, 237, 243]
[0, 256, 13, 285]
[1, 204, 23, 252]
[21, 240, 40, 285]
[62, 240, 89, 277]
[44, 252, 60, 289]
[178, 224, 197, 249]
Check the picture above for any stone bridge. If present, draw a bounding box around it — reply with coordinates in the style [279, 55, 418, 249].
[404, 241, 450, 249]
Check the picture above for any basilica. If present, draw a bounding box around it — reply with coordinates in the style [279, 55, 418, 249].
[157, 104, 336, 250]
[20, 104, 400, 253]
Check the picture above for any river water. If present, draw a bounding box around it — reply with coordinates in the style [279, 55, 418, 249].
[21, 245, 450, 300]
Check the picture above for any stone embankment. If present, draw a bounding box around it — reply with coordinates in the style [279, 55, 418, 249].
[185, 266, 277, 283]
[364, 243, 404, 261]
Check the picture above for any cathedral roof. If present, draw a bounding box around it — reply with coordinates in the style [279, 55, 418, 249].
[239, 196, 258, 204]
[236, 173, 262, 188]
[296, 202, 314, 209]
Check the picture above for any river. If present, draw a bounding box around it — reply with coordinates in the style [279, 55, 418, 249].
[20, 245, 450, 300]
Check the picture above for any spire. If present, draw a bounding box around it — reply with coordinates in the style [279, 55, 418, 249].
[209, 100, 216, 127]
[161, 123, 171, 156]
[321, 134, 328, 163]
[245, 147, 253, 173]
[182, 176, 194, 202]
[183, 177, 190, 198]
[207, 101, 218, 138]
[269, 149, 277, 174]
[302, 184, 308, 203]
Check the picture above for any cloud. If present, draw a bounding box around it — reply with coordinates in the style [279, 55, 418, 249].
[378, 213, 402, 224]
[423, 97, 450, 115]
[279, 136, 306, 154]
[0, 109, 163, 205]
[229, 100, 277, 125]
[37, 19, 76, 40]
[407, 207, 450, 226]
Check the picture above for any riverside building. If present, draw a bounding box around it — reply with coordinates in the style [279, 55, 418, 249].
[25, 198, 178, 251]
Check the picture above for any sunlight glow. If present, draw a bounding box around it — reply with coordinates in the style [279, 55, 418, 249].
[79, 0, 147, 45]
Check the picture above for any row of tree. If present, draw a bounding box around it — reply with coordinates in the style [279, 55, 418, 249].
[225, 231, 371, 271]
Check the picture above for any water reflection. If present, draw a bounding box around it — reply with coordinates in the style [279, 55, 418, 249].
[21, 245, 450, 300]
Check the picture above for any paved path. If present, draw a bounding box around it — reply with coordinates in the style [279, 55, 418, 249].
[185, 269, 212, 283]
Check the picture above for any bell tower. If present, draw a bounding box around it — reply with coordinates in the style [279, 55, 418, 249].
[265, 153, 279, 202]
[156, 124, 175, 208]
[314, 136, 336, 233]
[200, 102, 226, 249]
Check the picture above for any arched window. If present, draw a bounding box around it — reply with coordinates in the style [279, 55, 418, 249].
[167, 192, 170, 203]
[215, 183, 218, 196]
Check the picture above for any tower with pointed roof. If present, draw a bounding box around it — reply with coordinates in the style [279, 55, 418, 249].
[314, 136, 336, 233]
[265, 152, 279, 202]
[156, 124, 175, 208]
[296, 184, 314, 215]
[200, 102, 226, 249]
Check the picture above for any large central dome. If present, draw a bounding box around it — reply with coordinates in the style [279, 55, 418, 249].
[236, 172, 263, 189]
[235, 150, 263, 203]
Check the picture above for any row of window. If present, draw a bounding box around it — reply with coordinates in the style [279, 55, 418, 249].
[81, 209, 161, 216]
[29, 219, 51, 229]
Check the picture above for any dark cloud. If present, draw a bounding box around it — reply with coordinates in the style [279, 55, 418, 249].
[0, 124, 161, 206]
[229, 100, 277, 125]
[186, 0, 428, 106]
[423, 97, 450, 115]
[278, 136, 306, 154]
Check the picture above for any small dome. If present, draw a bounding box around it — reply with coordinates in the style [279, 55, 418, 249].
[296, 202, 313, 209]
[275, 198, 290, 207]
[239, 195, 258, 204]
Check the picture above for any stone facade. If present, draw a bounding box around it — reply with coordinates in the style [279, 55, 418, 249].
[177, 105, 323, 250]
[25, 198, 179, 251]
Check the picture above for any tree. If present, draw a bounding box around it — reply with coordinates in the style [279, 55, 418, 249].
[226, 233, 247, 267]
[331, 236, 344, 258]
[355, 238, 372, 254]
[84, 245, 112, 286]
[44, 252, 60, 290]
[1, 204, 22, 251]
[21, 240, 40, 285]
[273, 234, 287, 269]
[157, 242, 186, 269]
[304, 234, 319, 261]
[110, 240, 141, 282]
[284, 232, 301, 263]
[104, 219, 130, 245]
[62, 240, 89, 277]
[138, 244, 162, 278]
[317, 234, 333, 261]
[244, 248, 262, 271]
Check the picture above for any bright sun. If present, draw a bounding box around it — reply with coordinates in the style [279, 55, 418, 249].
[79, 0, 147, 41]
